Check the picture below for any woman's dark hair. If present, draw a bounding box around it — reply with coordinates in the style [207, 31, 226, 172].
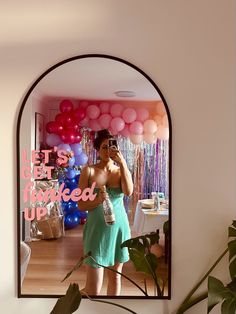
[93, 129, 113, 150]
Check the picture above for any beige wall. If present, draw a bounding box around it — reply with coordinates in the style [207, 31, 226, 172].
[0, 1, 235, 313]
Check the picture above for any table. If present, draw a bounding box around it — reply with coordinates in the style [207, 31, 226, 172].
[133, 200, 169, 235]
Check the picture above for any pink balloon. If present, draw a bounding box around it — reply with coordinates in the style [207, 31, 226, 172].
[156, 126, 169, 140]
[143, 119, 158, 133]
[100, 102, 110, 113]
[60, 99, 74, 113]
[129, 121, 143, 135]
[119, 124, 130, 137]
[86, 105, 100, 119]
[122, 108, 137, 123]
[129, 134, 143, 145]
[89, 119, 102, 131]
[110, 104, 123, 117]
[110, 117, 125, 132]
[73, 107, 86, 122]
[98, 114, 112, 129]
[79, 116, 89, 127]
[136, 108, 149, 122]
[143, 132, 157, 144]
[109, 127, 119, 136]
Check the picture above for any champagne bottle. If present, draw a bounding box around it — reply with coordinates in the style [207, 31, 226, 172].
[102, 186, 115, 225]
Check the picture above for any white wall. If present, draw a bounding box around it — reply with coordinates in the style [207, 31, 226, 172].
[0, 1, 235, 313]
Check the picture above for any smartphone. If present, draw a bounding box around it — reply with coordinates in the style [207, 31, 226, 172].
[108, 139, 118, 150]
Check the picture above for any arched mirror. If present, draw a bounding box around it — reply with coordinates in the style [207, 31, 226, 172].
[17, 54, 171, 299]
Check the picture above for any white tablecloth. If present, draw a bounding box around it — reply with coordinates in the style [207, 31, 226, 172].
[133, 200, 169, 235]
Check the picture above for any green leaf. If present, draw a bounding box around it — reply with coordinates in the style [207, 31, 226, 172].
[221, 299, 236, 314]
[129, 249, 158, 276]
[228, 240, 236, 261]
[50, 283, 81, 314]
[229, 257, 236, 280]
[229, 227, 236, 238]
[208, 276, 232, 313]
[163, 221, 169, 234]
[227, 278, 236, 294]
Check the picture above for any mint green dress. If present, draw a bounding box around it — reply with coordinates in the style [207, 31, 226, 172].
[83, 187, 131, 268]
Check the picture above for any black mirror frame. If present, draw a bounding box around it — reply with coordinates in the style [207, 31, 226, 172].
[17, 54, 172, 299]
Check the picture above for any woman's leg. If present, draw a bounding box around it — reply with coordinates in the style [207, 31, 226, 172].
[106, 262, 123, 296]
[82, 264, 104, 295]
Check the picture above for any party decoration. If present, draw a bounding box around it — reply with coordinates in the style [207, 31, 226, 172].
[57, 143, 71, 152]
[60, 99, 74, 113]
[70, 143, 82, 156]
[156, 126, 169, 140]
[129, 121, 143, 135]
[86, 104, 100, 119]
[61, 129, 75, 144]
[80, 100, 89, 108]
[122, 108, 137, 123]
[100, 102, 110, 113]
[129, 134, 143, 145]
[110, 117, 125, 132]
[136, 108, 149, 122]
[68, 156, 75, 167]
[153, 114, 163, 126]
[119, 124, 130, 137]
[75, 152, 88, 166]
[155, 101, 166, 116]
[162, 115, 169, 127]
[64, 210, 81, 229]
[89, 119, 102, 131]
[98, 113, 112, 129]
[79, 116, 89, 127]
[46, 134, 62, 147]
[143, 119, 158, 133]
[65, 168, 76, 179]
[110, 104, 123, 117]
[143, 132, 157, 144]
[46, 121, 59, 134]
[73, 107, 86, 122]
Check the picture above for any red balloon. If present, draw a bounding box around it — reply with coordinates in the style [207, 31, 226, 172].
[46, 121, 58, 134]
[57, 124, 64, 135]
[61, 112, 74, 127]
[55, 113, 65, 125]
[74, 132, 82, 143]
[61, 130, 75, 144]
[80, 218, 87, 225]
[73, 107, 86, 122]
[66, 123, 79, 132]
[59, 99, 73, 113]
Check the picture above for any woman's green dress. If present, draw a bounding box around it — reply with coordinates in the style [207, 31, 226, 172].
[83, 187, 130, 267]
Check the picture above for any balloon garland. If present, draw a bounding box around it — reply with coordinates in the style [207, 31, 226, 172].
[44, 98, 169, 227]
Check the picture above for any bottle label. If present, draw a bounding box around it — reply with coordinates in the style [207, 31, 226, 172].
[105, 214, 115, 224]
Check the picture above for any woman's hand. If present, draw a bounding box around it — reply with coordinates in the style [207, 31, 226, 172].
[97, 185, 109, 203]
[109, 148, 126, 166]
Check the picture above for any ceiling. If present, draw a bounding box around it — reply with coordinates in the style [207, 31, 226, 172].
[35, 57, 161, 101]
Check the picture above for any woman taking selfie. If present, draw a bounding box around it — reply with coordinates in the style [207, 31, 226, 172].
[78, 129, 133, 296]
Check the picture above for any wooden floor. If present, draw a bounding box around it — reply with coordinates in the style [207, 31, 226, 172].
[21, 223, 168, 297]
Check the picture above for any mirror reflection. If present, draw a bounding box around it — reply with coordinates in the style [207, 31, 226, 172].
[18, 56, 170, 298]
